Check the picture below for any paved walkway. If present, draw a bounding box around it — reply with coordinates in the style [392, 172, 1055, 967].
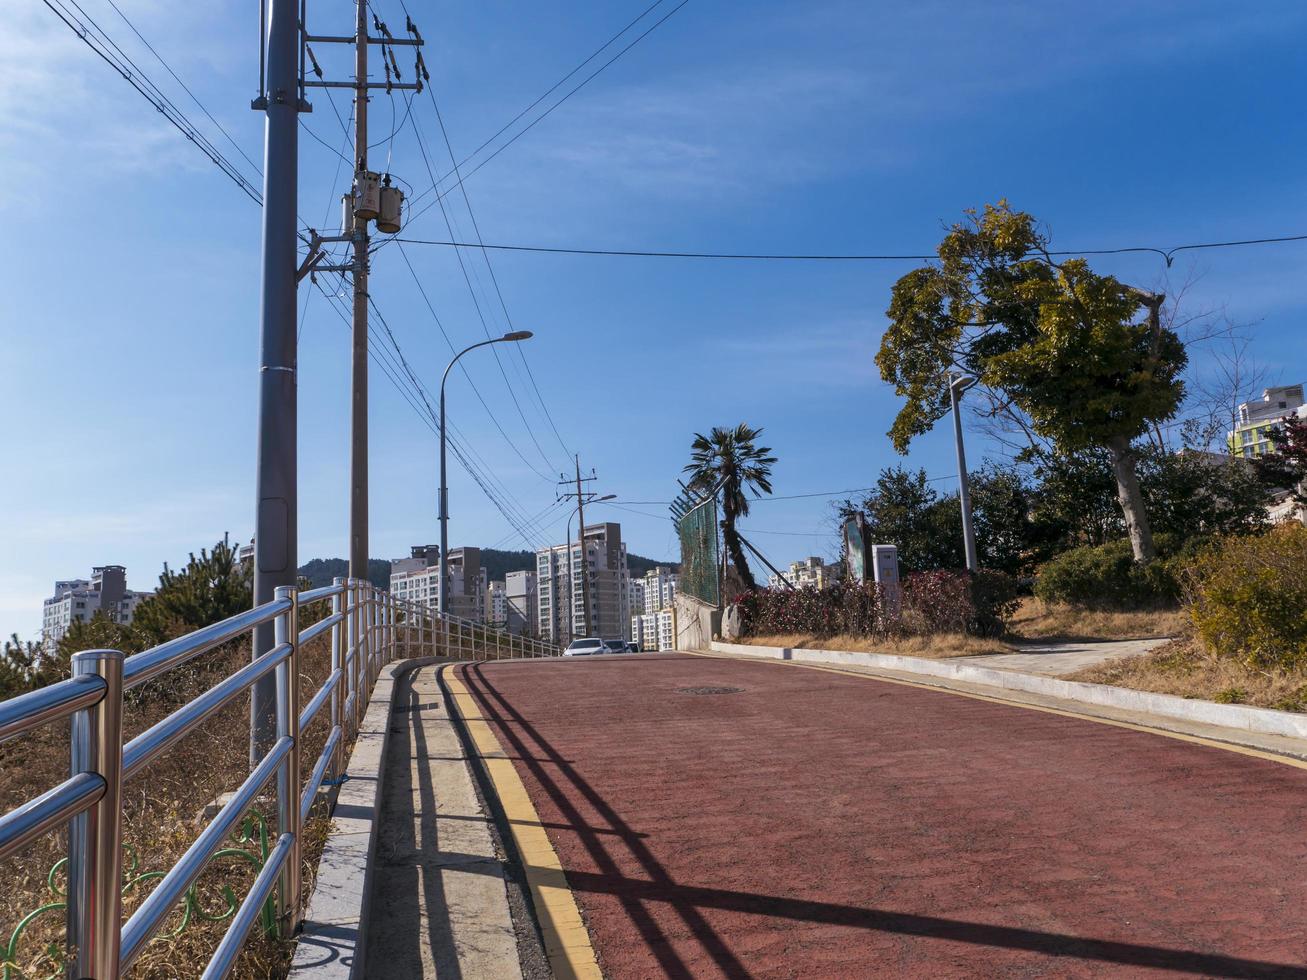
[966, 637, 1171, 676]
[456, 653, 1307, 978]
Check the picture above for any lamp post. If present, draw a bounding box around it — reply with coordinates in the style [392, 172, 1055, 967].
[439, 331, 533, 614]
[948, 372, 978, 573]
[566, 494, 615, 638]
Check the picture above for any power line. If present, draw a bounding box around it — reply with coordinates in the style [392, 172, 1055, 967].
[402, 102, 562, 480]
[102, 0, 262, 177]
[43, 0, 263, 205]
[402, 0, 687, 218]
[390, 232, 1307, 265]
[419, 81, 575, 464]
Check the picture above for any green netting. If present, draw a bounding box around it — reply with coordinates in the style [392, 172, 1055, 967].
[676, 496, 720, 606]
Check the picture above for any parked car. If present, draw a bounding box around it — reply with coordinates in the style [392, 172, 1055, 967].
[602, 638, 628, 654]
[563, 637, 605, 656]
[626, 641, 640, 653]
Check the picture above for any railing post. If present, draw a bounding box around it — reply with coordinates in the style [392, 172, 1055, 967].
[67, 648, 124, 980]
[358, 584, 371, 718]
[330, 577, 346, 775]
[274, 585, 302, 935]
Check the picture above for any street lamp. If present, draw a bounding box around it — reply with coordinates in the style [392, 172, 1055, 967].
[439, 331, 534, 615]
[566, 494, 615, 638]
[948, 372, 978, 573]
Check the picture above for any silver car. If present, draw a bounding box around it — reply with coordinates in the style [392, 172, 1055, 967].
[563, 638, 605, 657]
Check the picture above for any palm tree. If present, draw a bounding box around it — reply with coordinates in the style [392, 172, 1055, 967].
[683, 424, 777, 591]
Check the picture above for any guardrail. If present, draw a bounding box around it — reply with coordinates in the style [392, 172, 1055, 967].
[0, 579, 559, 979]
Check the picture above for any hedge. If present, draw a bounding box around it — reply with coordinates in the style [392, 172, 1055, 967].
[735, 570, 1019, 639]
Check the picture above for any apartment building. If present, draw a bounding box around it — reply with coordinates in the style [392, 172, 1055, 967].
[536, 522, 630, 642]
[486, 581, 507, 627]
[41, 565, 152, 652]
[768, 556, 842, 590]
[505, 570, 537, 636]
[389, 545, 487, 621]
[641, 565, 678, 614]
[631, 609, 676, 651]
[1228, 384, 1306, 458]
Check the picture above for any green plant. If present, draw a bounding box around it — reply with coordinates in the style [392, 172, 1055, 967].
[1033, 536, 1190, 610]
[683, 424, 777, 590]
[876, 201, 1187, 562]
[969, 570, 1021, 636]
[1185, 524, 1307, 668]
[1213, 687, 1247, 704]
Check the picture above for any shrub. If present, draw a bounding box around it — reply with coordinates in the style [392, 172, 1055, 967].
[970, 570, 1021, 637]
[900, 571, 973, 634]
[1033, 536, 1185, 610]
[736, 569, 1020, 638]
[735, 581, 886, 637]
[1185, 524, 1307, 668]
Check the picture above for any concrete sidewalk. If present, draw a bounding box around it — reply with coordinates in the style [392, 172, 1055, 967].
[965, 637, 1170, 676]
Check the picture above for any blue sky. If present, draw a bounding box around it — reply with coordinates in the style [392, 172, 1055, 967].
[3, 0, 1306, 639]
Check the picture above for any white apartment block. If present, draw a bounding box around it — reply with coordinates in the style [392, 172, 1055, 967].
[769, 556, 842, 590]
[390, 545, 487, 621]
[486, 581, 508, 627]
[505, 570, 537, 636]
[641, 566, 678, 614]
[631, 609, 676, 652]
[42, 565, 152, 653]
[536, 522, 630, 643]
[629, 578, 646, 620]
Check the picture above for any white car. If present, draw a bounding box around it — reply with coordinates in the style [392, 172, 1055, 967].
[563, 638, 605, 656]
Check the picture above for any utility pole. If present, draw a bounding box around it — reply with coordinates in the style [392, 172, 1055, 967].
[348, 0, 369, 582]
[301, 8, 426, 583]
[250, 0, 302, 763]
[949, 373, 979, 573]
[558, 458, 598, 638]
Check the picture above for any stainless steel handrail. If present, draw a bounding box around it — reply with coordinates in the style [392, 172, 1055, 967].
[0, 578, 564, 979]
[0, 771, 104, 860]
[120, 735, 292, 970]
[121, 643, 292, 782]
[123, 600, 290, 691]
[0, 672, 106, 744]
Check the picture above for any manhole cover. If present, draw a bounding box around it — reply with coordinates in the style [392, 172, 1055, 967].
[677, 686, 743, 696]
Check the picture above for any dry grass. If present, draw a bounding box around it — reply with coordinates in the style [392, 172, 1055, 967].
[1, 633, 344, 979]
[1066, 635, 1307, 712]
[740, 632, 1012, 659]
[1009, 596, 1187, 642]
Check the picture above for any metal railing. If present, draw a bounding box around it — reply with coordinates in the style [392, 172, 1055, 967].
[0, 579, 559, 979]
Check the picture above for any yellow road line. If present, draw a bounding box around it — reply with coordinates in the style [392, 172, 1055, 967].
[444, 667, 603, 980]
[686, 650, 1307, 771]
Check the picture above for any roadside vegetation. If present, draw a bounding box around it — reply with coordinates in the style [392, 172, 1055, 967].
[721, 204, 1307, 706]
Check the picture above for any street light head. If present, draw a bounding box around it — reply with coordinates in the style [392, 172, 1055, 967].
[599, 494, 616, 501]
[502, 330, 533, 342]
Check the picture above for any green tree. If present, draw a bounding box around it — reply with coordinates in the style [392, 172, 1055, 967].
[876, 201, 1187, 563]
[683, 424, 777, 591]
[1, 633, 65, 699]
[132, 539, 253, 644]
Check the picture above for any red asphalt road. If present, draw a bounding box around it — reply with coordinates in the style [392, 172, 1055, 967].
[457, 653, 1307, 979]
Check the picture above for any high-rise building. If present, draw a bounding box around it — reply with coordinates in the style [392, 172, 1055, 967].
[41, 565, 152, 653]
[641, 566, 678, 614]
[486, 580, 507, 627]
[1228, 384, 1306, 458]
[631, 609, 676, 651]
[629, 578, 646, 620]
[390, 545, 487, 621]
[505, 570, 537, 636]
[536, 522, 630, 642]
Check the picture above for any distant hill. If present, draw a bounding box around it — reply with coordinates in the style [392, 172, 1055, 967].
[298, 548, 678, 591]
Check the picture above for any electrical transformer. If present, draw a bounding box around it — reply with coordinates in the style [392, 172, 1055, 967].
[377, 181, 404, 234]
[352, 171, 381, 220]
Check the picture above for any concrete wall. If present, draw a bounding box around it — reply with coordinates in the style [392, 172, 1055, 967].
[674, 592, 721, 651]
